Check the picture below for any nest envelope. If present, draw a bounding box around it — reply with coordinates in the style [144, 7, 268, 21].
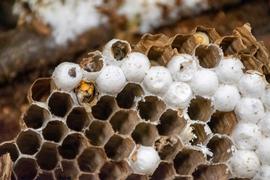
[0, 24, 270, 180]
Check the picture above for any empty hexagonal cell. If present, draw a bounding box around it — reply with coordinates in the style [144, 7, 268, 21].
[78, 147, 107, 173]
[174, 148, 206, 175]
[14, 158, 38, 179]
[171, 34, 193, 54]
[132, 122, 159, 146]
[110, 110, 140, 135]
[48, 92, 73, 117]
[138, 96, 166, 122]
[194, 44, 222, 68]
[79, 173, 99, 180]
[99, 161, 131, 180]
[16, 130, 41, 155]
[206, 135, 233, 163]
[116, 83, 144, 109]
[218, 36, 244, 56]
[54, 160, 80, 180]
[85, 121, 114, 146]
[29, 78, 53, 102]
[126, 174, 148, 180]
[36, 171, 55, 180]
[58, 133, 87, 159]
[105, 135, 135, 161]
[0, 142, 19, 162]
[155, 136, 183, 161]
[66, 107, 91, 131]
[192, 163, 230, 180]
[91, 96, 117, 120]
[157, 109, 186, 136]
[190, 123, 208, 145]
[188, 96, 213, 122]
[42, 120, 68, 143]
[208, 111, 238, 135]
[23, 104, 50, 129]
[151, 162, 176, 180]
[36, 142, 59, 170]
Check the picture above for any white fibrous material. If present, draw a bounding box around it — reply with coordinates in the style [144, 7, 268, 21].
[232, 122, 261, 150]
[52, 62, 83, 91]
[238, 71, 266, 98]
[262, 86, 270, 109]
[215, 57, 244, 84]
[235, 97, 265, 123]
[96, 65, 126, 94]
[143, 66, 173, 95]
[253, 165, 270, 180]
[121, 52, 151, 82]
[229, 150, 260, 178]
[167, 54, 198, 82]
[128, 145, 160, 175]
[256, 137, 270, 165]
[259, 113, 270, 137]
[190, 69, 219, 97]
[164, 82, 193, 108]
[213, 85, 240, 112]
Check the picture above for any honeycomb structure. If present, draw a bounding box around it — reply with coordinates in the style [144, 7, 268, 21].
[1, 24, 270, 180]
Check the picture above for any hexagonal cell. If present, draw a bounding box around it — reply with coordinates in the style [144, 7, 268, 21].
[36, 171, 55, 180]
[16, 130, 41, 155]
[42, 120, 68, 143]
[58, 133, 87, 159]
[79, 173, 99, 180]
[78, 147, 107, 173]
[0, 142, 19, 162]
[14, 158, 38, 179]
[187, 96, 213, 122]
[132, 122, 159, 146]
[194, 44, 222, 68]
[99, 161, 131, 180]
[192, 163, 230, 180]
[206, 135, 233, 163]
[91, 95, 117, 120]
[157, 109, 186, 136]
[85, 121, 114, 146]
[171, 34, 193, 54]
[105, 135, 135, 161]
[36, 142, 59, 170]
[218, 36, 244, 56]
[151, 162, 176, 180]
[111, 40, 131, 61]
[137, 96, 166, 122]
[48, 91, 73, 117]
[155, 136, 183, 161]
[208, 111, 238, 135]
[54, 160, 80, 180]
[190, 123, 208, 145]
[126, 174, 148, 180]
[174, 148, 206, 175]
[116, 83, 144, 109]
[66, 107, 91, 131]
[110, 110, 140, 135]
[23, 104, 50, 129]
[29, 78, 52, 102]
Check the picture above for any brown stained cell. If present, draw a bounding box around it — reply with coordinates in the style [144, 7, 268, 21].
[188, 96, 213, 122]
[194, 44, 222, 68]
[23, 104, 50, 129]
[190, 123, 208, 145]
[132, 122, 159, 146]
[16, 130, 41, 155]
[170, 34, 195, 54]
[66, 107, 90, 131]
[217, 36, 246, 56]
[85, 121, 114, 146]
[79, 173, 99, 180]
[80, 51, 104, 73]
[157, 109, 186, 136]
[14, 158, 38, 179]
[126, 174, 148, 180]
[35, 172, 55, 180]
[206, 135, 233, 163]
[104, 135, 135, 161]
[116, 83, 144, 109]
[48, 92, 73, 117]
[192, 164, 230, 180]
[110, 110, 140, 135]
[29, 78, 52, 102]
[91, 96, 117, 120]
[208, 111, 238, 135]
[111, 40, 131, 61]
[42, 120, 68, 143]
[99, 161, 131, 180]
[36, 142, 59, 170]
[77, 147, 107, 173]
[174, 148, 206, 175]
[54, 160, 80, 180]
[138, 96, 166, 122]
[151, 162, 175, 180]
[0, 143, 19, 162]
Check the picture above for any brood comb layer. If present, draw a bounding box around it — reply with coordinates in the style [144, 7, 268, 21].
[0, 24, 270, 180]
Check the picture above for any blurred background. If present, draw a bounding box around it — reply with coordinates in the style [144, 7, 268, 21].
[0, 0, 270, 143]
